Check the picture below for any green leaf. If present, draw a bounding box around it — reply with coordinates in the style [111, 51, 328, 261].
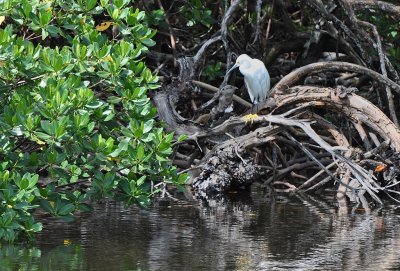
[27, 174, 39, 189]
[104, 112, 115, 121]
[119, 179, 131, 194]
[136, 176, 146, 186]
[104, 172, 116, 185]
[97, 71, 111, 78]
[78, 203, 93, 212]
[156, 154, 168, 162]
[178, 134, 187, 142]
[143, 120, 154, 133]
[47, 25, 60, 36]
[165, 132, 174, 143]
[86, 100, 103, 109]
[137, 195, 150, 207]
[137, 143, 145, 160]
[110, 138, 129, 157]
[111, 8, 120, 20]
[36, 132, 52, 141]
[107, 96, 122, 104]
[58, 203, 75, 216]
[142, 38, 156, 47]
[40, 200, 54, 213]
[178, 173, 189, 184]
[39, 10, 52, 26]
[40, 121, 53, 135]
[86, 0, 97, 10]
[32, 222, 43, 232]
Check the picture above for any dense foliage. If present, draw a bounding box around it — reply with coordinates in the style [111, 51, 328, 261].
[0, 0, 186, 242]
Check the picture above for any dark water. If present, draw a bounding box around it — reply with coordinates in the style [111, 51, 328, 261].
[2, 187, 400, 271]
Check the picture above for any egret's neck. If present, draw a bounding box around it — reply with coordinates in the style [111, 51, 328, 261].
[241, 60, 251, 69]
[239, 60, 252, 75]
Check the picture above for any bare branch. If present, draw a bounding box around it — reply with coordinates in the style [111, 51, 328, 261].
[271, 61, 400, 96]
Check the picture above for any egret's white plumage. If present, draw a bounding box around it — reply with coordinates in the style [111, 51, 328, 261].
[228, 54, 270, 104]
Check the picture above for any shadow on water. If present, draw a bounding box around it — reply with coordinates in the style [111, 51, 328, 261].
[2, 186, 400, 271]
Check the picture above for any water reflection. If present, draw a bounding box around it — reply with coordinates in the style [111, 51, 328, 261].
[1, 187, 400, 271]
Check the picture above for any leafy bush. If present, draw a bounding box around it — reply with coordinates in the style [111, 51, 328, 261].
[178, 0, 214, 28]
[0, 0, 186, 242]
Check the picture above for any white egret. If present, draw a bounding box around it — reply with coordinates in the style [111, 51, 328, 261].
[227, 54, 270, 119]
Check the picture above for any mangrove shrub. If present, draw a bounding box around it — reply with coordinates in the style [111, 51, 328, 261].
[0, 0, 186, 242]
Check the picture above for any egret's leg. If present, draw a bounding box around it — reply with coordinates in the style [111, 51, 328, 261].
[243, 113, 258, 124]
[244, 100, 258, 124]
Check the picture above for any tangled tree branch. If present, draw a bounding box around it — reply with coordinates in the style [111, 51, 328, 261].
[149, 0, 400, 206]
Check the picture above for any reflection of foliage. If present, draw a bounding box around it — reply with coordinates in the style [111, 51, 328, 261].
[0, 244, 42, 271]
[0, 0, 187, 241]
[0, 243, 86, 271]
[0, 243, 149, 271]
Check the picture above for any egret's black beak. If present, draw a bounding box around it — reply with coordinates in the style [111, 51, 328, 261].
[227, 63, 239, 75]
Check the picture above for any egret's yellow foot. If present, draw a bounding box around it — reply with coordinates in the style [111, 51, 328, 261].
[243, 113, 258, 124]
